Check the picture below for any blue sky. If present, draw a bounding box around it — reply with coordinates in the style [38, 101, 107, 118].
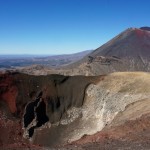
[0, 0, 150, 54]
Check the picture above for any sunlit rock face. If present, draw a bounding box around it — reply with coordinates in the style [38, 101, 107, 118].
[83, 72, 150, 133]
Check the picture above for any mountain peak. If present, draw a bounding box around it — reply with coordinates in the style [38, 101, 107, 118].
[85, 26, 150, 64]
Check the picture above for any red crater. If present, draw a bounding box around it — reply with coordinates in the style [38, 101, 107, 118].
[0, 74, 18, 114]
[134, 28, 147, 38]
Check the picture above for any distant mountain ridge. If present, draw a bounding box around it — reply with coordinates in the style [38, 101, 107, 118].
[0, 50, 92, 69]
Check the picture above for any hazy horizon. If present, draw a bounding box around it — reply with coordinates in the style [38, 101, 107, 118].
[0, 49, 93, 56]
[0, 0, 150, 55]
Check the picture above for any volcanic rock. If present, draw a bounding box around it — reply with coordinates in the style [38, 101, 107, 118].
[1, 72, 150, 149]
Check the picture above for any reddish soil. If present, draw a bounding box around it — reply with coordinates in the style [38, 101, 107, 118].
[0, 109, 45, 150]
[1, 85, 18, 114]
[0, 110, 22, 146]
